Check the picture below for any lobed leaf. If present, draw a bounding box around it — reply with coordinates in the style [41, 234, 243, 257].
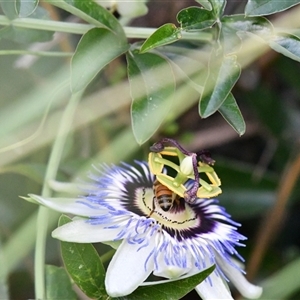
[126, 51, 175, 145]
[59, 215, 107, 299]
[218, 93, 246, 135]
[118, 265, 215, 300]
[177, 7, 216, 30]
[71, 28, 129, 93]
[245, 0, 300, 16]
[140, 23, 181, 53]
[199, 49, 241, 118]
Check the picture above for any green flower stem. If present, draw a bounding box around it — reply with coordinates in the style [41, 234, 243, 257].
[0, 14, 212, 41]
[35, 90, 83, 299]
[0, 15, 92, 34]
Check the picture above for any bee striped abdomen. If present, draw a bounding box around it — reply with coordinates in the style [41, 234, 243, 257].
[153, 179, 176, 212]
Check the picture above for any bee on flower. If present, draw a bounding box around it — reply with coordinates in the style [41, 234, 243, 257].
[149, 138, 222, 203]
[27, 139, 262, 299]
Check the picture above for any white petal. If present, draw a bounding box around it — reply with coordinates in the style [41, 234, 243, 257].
[153, 265, 188, 279]
[105, 236, 156, 297]
[52, 218, 123, 243]
[153, 244, 193, 279]
[28, 194, 106, 217]
[216, 256, 263, 299]
[195, 270, 233, 300]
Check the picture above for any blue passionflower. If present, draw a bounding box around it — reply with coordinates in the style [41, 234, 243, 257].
[30, 161, 262, 299]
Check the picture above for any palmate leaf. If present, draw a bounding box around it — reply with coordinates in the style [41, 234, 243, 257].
[199, 48, 241, 118]
[245, 0, 300, 16]
[59, 215, 107, 299]
[71, 28, 129, 93]
[126, 51, 175, 145]
[118, 265, 215, 300]
[140, 24, 181, 53]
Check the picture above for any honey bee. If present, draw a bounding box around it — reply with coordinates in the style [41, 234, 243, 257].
[149, 179, 180, 216]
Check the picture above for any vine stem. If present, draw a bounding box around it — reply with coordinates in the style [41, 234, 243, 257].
[0, 14, 212, 41]
[35, 89, 83, 299]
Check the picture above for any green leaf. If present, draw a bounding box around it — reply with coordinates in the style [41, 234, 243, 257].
[15, 0, 38, 17]
[59, 215, 107, 299]
[140, 24, 181, 53]
[245, 0, 300, 16]
[221, 15, 274, 56]
[269, 32, 300, 62]
[199, 49, 241, 118]
[195, 0, 226, 16]
[0, 1, 19, 19]
[220, 21, 242, 55]
[0, 6, 53, 43]
[126, 51, 175, 144]
[177, 7, 216, 30]
[209, 0, 226, 16]
[71, 28, 129, 93]
[47, 0, 125, 36]
[45, 265, 77, 300]
[119, 265, 215, 300]
[221, 15, 273, 39]
[195, 0, 212, 10]
[260, 257, 300, 299]
[218, 93, 246, 135]
[159, 46, 208, 94]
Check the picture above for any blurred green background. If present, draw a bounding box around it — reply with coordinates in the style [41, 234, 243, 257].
[1, 0, 300, 299]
